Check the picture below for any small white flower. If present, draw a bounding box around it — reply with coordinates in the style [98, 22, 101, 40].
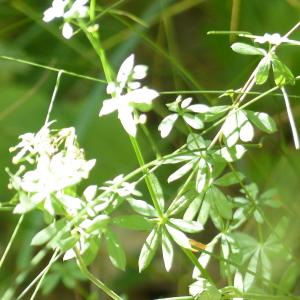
[62, 22, 73, 39]
[43, 0, 67, 22]
[42, 0, 89, 39]
[99, 54, 159, 137]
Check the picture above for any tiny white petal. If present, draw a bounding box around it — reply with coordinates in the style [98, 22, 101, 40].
[99, 98, 120, 116]
[118, 105, 136, 136]
[181, 97, 193, 108]
[117, 54, 135, 83]
[62, 22, 73, 39]
[132, 65, 148, 80]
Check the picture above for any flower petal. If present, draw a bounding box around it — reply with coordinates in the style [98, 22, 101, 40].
[118, 105, 137, 136]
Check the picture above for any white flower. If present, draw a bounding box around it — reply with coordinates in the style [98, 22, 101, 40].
[43, 0, 68, 22]
[99, 54, 159, 137]
[42, 0, 89, 39]
[62, 22, 73, 39]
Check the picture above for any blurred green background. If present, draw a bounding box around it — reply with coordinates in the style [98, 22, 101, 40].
[0, 0, 300, 299]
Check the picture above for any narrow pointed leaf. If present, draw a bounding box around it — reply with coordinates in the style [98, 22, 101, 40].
[113, 215, 153, 230]
[106, 229, 126, 271]
[231, 43, 266, 56]
[162, 228, 174, 272]
[158, 114, 178, 138]
[169, 218, 203, 233]
[166, 224, 192, 249]
[127, 199, 158, 217]
[138, 226, 160, 272]
[168, 159, 195, 183]
[256, 56, 271, 85]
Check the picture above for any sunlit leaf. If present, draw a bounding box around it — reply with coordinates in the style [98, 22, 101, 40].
[113, 215, 153, 230]
[158, 114, 178, 138]
[255, 56, 271, 85]
[245, 110, 277, 134]
[166, 224, 192, 249]
[169, 218, 203, 233]
[161, 228, 174, 272]
[106, 229, 126, 271]
[231, 43, 266, 56]
[138, 226, 160, 272]
[127, 199, 158, 217]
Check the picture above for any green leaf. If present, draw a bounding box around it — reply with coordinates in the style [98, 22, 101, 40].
[167, 190, 197, 217]
[166, 224, 192, 249]
[197, 198, 210, 225]
[255, 56, 271, 85]
[127, 199, 158, 217]
[105, 229, 126, 271]
[158, 114, 178, 138]
[168, 159, 196, 183]
[278, 262, 299, 294]
[214, 171, 245, 186]
[138, 226, 160, 272]
[31, 219, 66, 246]
[231, 43, 266, 56]
[245, 110, 277, 134]
[169, 218, 203, 233]
[212, 145, 247, 162]
[113, 215, 153, 230]
[148, 173, 165, 212]
[271, 55, 295, 86]
[56, 236, 78, 252]
[244, 249, 259, 291]
[207, 186, 232, 220]
[161, 228, 174, 272]
[85, 215, 110, 234]
[187, 133, 206, 150]
[184, 195, 203, 221]
[183, 113, 204, 129]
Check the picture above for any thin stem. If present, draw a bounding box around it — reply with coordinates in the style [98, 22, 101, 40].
[181, 248, 216, 286]
[0, 215, 24, 270]
[0, 55, 106, 83]
[45, 70, 63, 124]
[281, 87, 300, 149]
[75, 248, 122, 300]
[29, 249, 59, 300]
[16, 251, 60, 300]
[129, 136, 164, 217]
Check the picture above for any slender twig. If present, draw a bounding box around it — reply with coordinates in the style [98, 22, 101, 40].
[45, 70, 63, 124]
[0, 215, 24, 270]
[281, 87, 300, 149]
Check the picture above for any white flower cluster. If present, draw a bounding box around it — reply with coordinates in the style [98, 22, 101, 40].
[99, 54, 159, 137]
[43, 0, 89, 39]
[8, 123, 96, 216]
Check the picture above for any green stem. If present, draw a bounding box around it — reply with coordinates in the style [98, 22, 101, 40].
[181, 248, 216, 286]
[29, 249, 59, 300]
[129, 136, 164, 217]
[45, 70, 63, 124]
[17, 250, 59, 300]
[281, 87, 300, 149]
[75, 249, 122, 300]
[0, 214, 24, 271]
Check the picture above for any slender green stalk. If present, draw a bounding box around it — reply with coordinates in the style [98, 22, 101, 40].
[29, 249, 60, 300]
[75, 249, 122, 300]
[129, 136, 164, 217]
[45, 70, 63, 124]
[181, 248, 216, 286]
[0, 55, 106, 83]
[281, 87, 300, 149]
[16, 251, 60, 300]
[0, 215, 24, 271]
